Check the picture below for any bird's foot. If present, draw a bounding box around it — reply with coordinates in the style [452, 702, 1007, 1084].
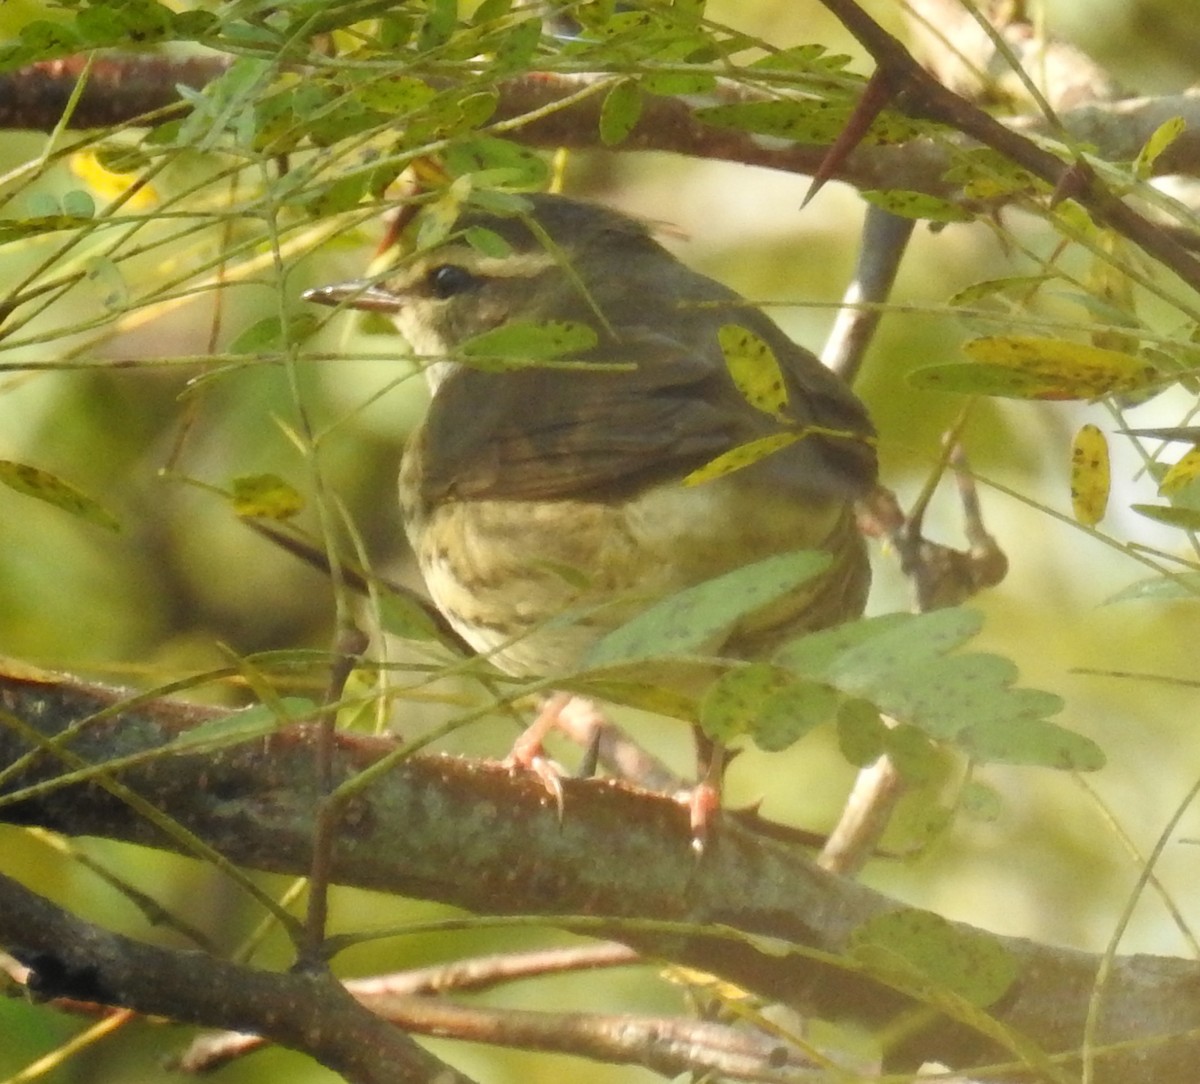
[680, 780, 721, 854]
[678, 740, 725, 854]
[503, 691, 574, 818]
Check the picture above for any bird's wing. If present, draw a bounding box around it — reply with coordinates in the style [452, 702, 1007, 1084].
[416, 331, 875, 504]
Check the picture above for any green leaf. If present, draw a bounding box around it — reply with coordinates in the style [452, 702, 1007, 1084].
[228, 313, 320, 355]
[1131, 504, 1200, 530]
[490, 17, 542, 73]
[697, 98, 853, 144]
[599, 79, 643, 145]
[463, 226, 512, 258]
[698, 665, 840, 751]
[774, 609, 1080, 768]
[948, 275, 1055, 307]
[698, 98, 924, 145]
[749, 679, 841, 751]
[957, 716, 1105, 771]
[60, 189, 95, 218]
[443, 135, 547, 186]
[417, 0, 458, 49]
[851, 909, 1017, 1008]
[353, 75, 435, 115]
[861, 190, 973, 223]
[1103, 571, 1200, 604]
[776, 609, 984, 685]
[584, 550, 832, 668]
[309, 172, 369, 216]
[883, 724, 942, 784]
[717, 324, 790, 419]
[460, 319, 598, 362]
[169, 699, 314, 751]
[836, 698, 886, 766]
[699, 663, 793, 744]
[378, 593, 449, 644]
[959, 780, 1004, 822]
[230, 474, 305, 520]
[0, 460, 120, 532]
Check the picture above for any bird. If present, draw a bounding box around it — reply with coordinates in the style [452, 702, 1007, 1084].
[304, 193, 877, 836]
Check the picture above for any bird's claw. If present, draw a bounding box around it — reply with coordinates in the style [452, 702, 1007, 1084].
[504, 747, 566, 820]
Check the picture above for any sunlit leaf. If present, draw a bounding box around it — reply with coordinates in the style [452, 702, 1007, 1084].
[1070, 423, 1110, 525]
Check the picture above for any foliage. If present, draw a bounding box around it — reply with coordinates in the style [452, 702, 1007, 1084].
[1, 1, 1200, 1083]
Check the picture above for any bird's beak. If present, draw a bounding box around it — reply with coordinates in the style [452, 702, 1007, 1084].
[302, 281, 403, 313]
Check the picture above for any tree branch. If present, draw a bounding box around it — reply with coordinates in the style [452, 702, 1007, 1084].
[0, 868, 477, 1084]
[2, 667, 1199, 1081]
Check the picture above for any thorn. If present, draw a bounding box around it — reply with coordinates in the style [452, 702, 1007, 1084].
[803, 68, 897, 209]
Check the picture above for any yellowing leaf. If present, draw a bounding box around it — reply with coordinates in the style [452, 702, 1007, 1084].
[717, 324, 790, 419]
[231, 474, 305, 519]
[861, 189, 973, 223]
[1159, 445, 1200, 497]
[1070, 423, 1110, 525]
[683, 432, 800, 485]
[0, 460, 120, 531]
[911, 336, 1158, 400]
[70, 148, 158, 210]
[1135, 115, 1186, 179]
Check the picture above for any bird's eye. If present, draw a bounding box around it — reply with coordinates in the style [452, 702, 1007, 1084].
[427, 264, 479, 299]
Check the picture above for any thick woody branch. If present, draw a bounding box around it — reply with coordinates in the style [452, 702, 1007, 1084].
[5, 55, 1200, 194]
[2, 668, 1200, 1081]
[0, 870, 477, 1084]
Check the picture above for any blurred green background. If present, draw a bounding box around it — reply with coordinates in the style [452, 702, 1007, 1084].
[2, 1, 1200, 1081]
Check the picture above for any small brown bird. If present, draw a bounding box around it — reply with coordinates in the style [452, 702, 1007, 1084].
[305, 194, 877, 829]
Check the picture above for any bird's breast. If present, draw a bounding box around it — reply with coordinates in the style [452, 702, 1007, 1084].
[399, 436, 868, 676]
